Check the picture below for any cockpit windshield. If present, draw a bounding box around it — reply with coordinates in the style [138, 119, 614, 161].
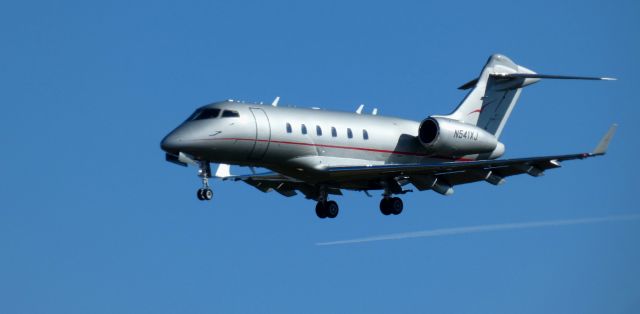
[186, 108, 221, 121]
[221, 110, 240, 118]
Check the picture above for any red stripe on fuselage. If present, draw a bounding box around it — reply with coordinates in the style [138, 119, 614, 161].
[198, 137, 475, 161]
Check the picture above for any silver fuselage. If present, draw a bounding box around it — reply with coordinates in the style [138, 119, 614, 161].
[161, 101, 478, 183]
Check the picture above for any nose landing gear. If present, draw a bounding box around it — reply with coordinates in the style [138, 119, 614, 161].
[197, 187, 213, 201]
[196, 161, 213, 201]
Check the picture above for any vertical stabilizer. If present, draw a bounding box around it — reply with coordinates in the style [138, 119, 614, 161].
[438, 54, 614, 139]
[439, 54, 540, 139]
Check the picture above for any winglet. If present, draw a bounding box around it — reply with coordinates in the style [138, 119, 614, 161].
[356, 104, 364, 114]
[215, 163, 232, 178]
[593, 124, 618, 155]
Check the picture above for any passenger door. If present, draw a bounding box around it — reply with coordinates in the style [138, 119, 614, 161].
[248, 108, 271, 160]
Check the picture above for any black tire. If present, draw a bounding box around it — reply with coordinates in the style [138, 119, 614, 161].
[204, 188, 213, 200]
[326, 201, 339, 218]
[197, 188, 205, 201]
[391, 197, 403, 215]
[315, 202, 328, 219]
[379, 198, 392, 215]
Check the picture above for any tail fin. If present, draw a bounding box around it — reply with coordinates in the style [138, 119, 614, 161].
[439, 54, 614, 139]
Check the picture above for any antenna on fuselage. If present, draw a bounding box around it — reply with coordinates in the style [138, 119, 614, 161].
[271, 96, 280, 107]
[372, 108, 378, 115]
[356, 104, 364, 114]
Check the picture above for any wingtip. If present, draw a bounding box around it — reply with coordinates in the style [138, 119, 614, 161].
[592, 123, 618, 155]
[601, 77, 617, 81]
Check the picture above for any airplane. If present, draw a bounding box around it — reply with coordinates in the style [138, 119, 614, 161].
[160, 54, 617, 219]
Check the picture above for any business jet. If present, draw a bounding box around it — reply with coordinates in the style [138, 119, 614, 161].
[161, 54, 616, 219]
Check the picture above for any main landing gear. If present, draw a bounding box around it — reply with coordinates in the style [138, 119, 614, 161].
[196, 161, 213, 201]
[315, 186, 339, 219]
[379, 197, 403, 215]
[312, 185, 406, 219]
[378, 181, 404, 216]
[314, 197, 403, 219]
[315, 201, 339, 219]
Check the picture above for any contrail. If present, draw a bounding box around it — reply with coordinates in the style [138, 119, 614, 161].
[316, 213, 640, 246]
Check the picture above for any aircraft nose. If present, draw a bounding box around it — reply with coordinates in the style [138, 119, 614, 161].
[160, 131, 181, 154]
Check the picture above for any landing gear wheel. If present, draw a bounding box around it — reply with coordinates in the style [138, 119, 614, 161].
[196, 188, 213, 201]
[326, 201, 339, 218]
[203, 188, 213, 200]
[315, 202, 328, 219]
[380, 198, 392, 215]
[379, 197, 403, 215]
[390, 197, 403, 215]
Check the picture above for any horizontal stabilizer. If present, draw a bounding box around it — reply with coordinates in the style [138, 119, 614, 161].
[459, 72, 616, 90]
[491, 73, 616, 81]
[593, 124, 618, 155]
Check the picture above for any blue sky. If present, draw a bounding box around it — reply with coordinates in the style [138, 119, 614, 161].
[1, 0, 639, 313]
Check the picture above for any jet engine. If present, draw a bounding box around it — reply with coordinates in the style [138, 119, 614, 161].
[418, 117, 501, 157]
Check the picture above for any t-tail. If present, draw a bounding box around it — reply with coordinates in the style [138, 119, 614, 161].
[437, 54, 615, 139]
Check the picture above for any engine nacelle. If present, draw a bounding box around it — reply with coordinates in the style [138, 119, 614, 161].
[418, 117, 499, 156]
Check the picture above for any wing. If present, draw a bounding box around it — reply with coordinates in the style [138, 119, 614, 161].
[222, 171, 342, 199]
[221, 124, 616, 198]
[326, 124, 617, 194]
[326, 153, 584, 195]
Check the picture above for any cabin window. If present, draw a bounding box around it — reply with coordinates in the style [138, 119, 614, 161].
[331, 127, 337, 137]
[286, 123, 292, 133]
[363, 129, 369, 140]
[187, 108, 221, 121]
[316, 125, 322, 136]
[301, 124, 307, 135]
[347, 128, 353, 139]
[221, 110, 240, 118]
